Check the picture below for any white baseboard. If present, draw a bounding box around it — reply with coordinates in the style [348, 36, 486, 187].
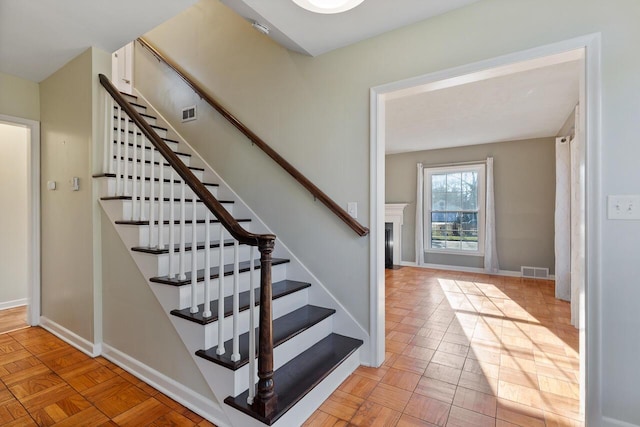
[602, 416, 640, 427]
[101, 344, 229, 426]
[0, 298, 28, 310]
[399, 261, 524, 278]
[39, 316, 101, 357]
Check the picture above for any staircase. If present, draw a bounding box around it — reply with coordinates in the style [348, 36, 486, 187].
[95, 76, 365, 426]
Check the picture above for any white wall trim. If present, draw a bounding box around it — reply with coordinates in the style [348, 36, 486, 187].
[398, 261, 552, 279]
[101, 343, 229, 426]
[0, 298, 28, 310]
[371, 33, 602, 424]
[40, 316, 101, 357]
[0, 114, 40, 327]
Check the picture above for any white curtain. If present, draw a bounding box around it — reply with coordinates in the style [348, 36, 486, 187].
[555, 137, 571, 301]
[484, 157, 499, 273]
[415, 163, 425, 265]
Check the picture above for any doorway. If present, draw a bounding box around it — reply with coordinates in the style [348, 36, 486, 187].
[370, 35, 601, 422]
[0, 115, 41, 327]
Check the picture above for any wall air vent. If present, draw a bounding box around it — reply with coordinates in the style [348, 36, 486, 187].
[181, 105, 196, 122]
[521, 266, 550, 279]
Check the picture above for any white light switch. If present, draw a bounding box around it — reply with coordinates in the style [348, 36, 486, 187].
[47, 181, 56, 190]
[347, 202, 357, 219]
[608, 195, 640, 220]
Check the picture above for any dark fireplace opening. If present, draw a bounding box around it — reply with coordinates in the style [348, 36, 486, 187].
[385, 222, 393, 269]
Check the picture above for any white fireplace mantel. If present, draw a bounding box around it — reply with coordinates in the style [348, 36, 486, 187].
[385, 203, 408, 265]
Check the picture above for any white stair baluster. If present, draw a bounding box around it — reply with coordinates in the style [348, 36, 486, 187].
[157, 154, 165, 250]
[231, 240, 240, 362]
[139, 134, 146, 221]
[168, 170, 176, 278]
[103, 94, 109, 174]
[115, 107, 122, 196]
[108, 100, 114, 177]
[123, 117, 130, 198]
[190, 195, 198, 314]
[178, 180, 186, 280]
[203, 210, 212, 318]
[247, 246, 256, 405]
[216, 226, 225, 355]
[131, 125, 139, 220]
[148, 140, 156, 248]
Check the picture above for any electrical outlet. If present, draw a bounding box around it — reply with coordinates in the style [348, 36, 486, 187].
[607, 195, 640, 220]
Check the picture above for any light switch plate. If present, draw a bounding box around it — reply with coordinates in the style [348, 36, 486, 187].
[347, 202, 357, 219]
[607, 195, 640, 220]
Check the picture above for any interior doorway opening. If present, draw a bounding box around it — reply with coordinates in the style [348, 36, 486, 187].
[371, 36, 601, 423]
[0, 115, 41, 328]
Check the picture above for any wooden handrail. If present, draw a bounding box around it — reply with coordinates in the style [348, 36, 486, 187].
[137, 37, 370, 237]
[100, 74, 278, 416]
[99, 74, 274, 247]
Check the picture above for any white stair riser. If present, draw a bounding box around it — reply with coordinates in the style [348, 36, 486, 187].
[119, 200, 233, 224]
[114, 103, 147, 115]
[172, 284, 306, 354]
[113, 131, 177, 150]
[132, 222, 253, 248]
[111, 155, 192, 179]
[230, 316, 333, 396]
[137, 243, 253, 277]
[171, 262, 288, 311]
[116, 114, 159, 127]
[99, 178, 218, 200]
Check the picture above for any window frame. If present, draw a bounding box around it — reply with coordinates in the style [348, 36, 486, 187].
[424, 164, 486, 256]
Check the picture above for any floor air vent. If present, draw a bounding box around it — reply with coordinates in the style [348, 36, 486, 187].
[521, 266, 549, 279]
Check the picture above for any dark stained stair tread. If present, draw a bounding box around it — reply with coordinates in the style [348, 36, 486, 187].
[93, 173, 217, 187]
[170, 279, 309, 325]
[112, 141, 191, 158]
[132, 239, 238, 255]
[153, 257, 289, 287]
[111, 155, 203, 171]
[101, 196, 233, 204]
[196, 305, 335, 370]
[115, 218, 251, 226]
[115, 117, 168, 132]
[224, 334, 363, 425]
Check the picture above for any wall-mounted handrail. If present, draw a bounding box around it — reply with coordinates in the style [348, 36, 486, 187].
[137, 37, 370, 237]
[99, 74, 278, 417]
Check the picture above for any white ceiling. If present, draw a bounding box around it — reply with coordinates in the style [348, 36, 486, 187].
[1, 0, 580, 153]
[0, 0, 198, 82]
[385, 53, 582, 154]
[220, 0, 480, 56]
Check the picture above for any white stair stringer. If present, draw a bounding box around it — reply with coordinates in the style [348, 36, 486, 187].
[96, 90, 368, 426]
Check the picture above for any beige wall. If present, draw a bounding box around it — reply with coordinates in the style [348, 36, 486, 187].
[100, 216, 215, 400]
[0, 123, 29, 305]
[386, 138, 556, 273]
[136, 0, 640, 423]
[39, 47, 110, 342]
[0, 72, 40, 121]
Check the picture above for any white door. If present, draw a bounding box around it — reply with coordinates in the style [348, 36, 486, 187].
[112, 42, 133, 94]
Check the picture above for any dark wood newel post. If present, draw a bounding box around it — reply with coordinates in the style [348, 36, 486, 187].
[254, 237, 277, 417]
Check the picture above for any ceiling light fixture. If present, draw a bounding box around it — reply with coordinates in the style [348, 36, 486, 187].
[291, 0, 365, 14]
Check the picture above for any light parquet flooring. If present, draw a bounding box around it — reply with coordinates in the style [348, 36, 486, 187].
[0, 306, 29, 335]
[304, 267, 582, 427]
[0, 326, 217, 426]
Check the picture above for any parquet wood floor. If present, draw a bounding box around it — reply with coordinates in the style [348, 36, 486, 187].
[0, 326, 217, 426]
[304, 267, 582, 427]
[0, 306, 29, 335]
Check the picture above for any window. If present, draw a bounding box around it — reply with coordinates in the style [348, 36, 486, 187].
[424, 164, 485, 255]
